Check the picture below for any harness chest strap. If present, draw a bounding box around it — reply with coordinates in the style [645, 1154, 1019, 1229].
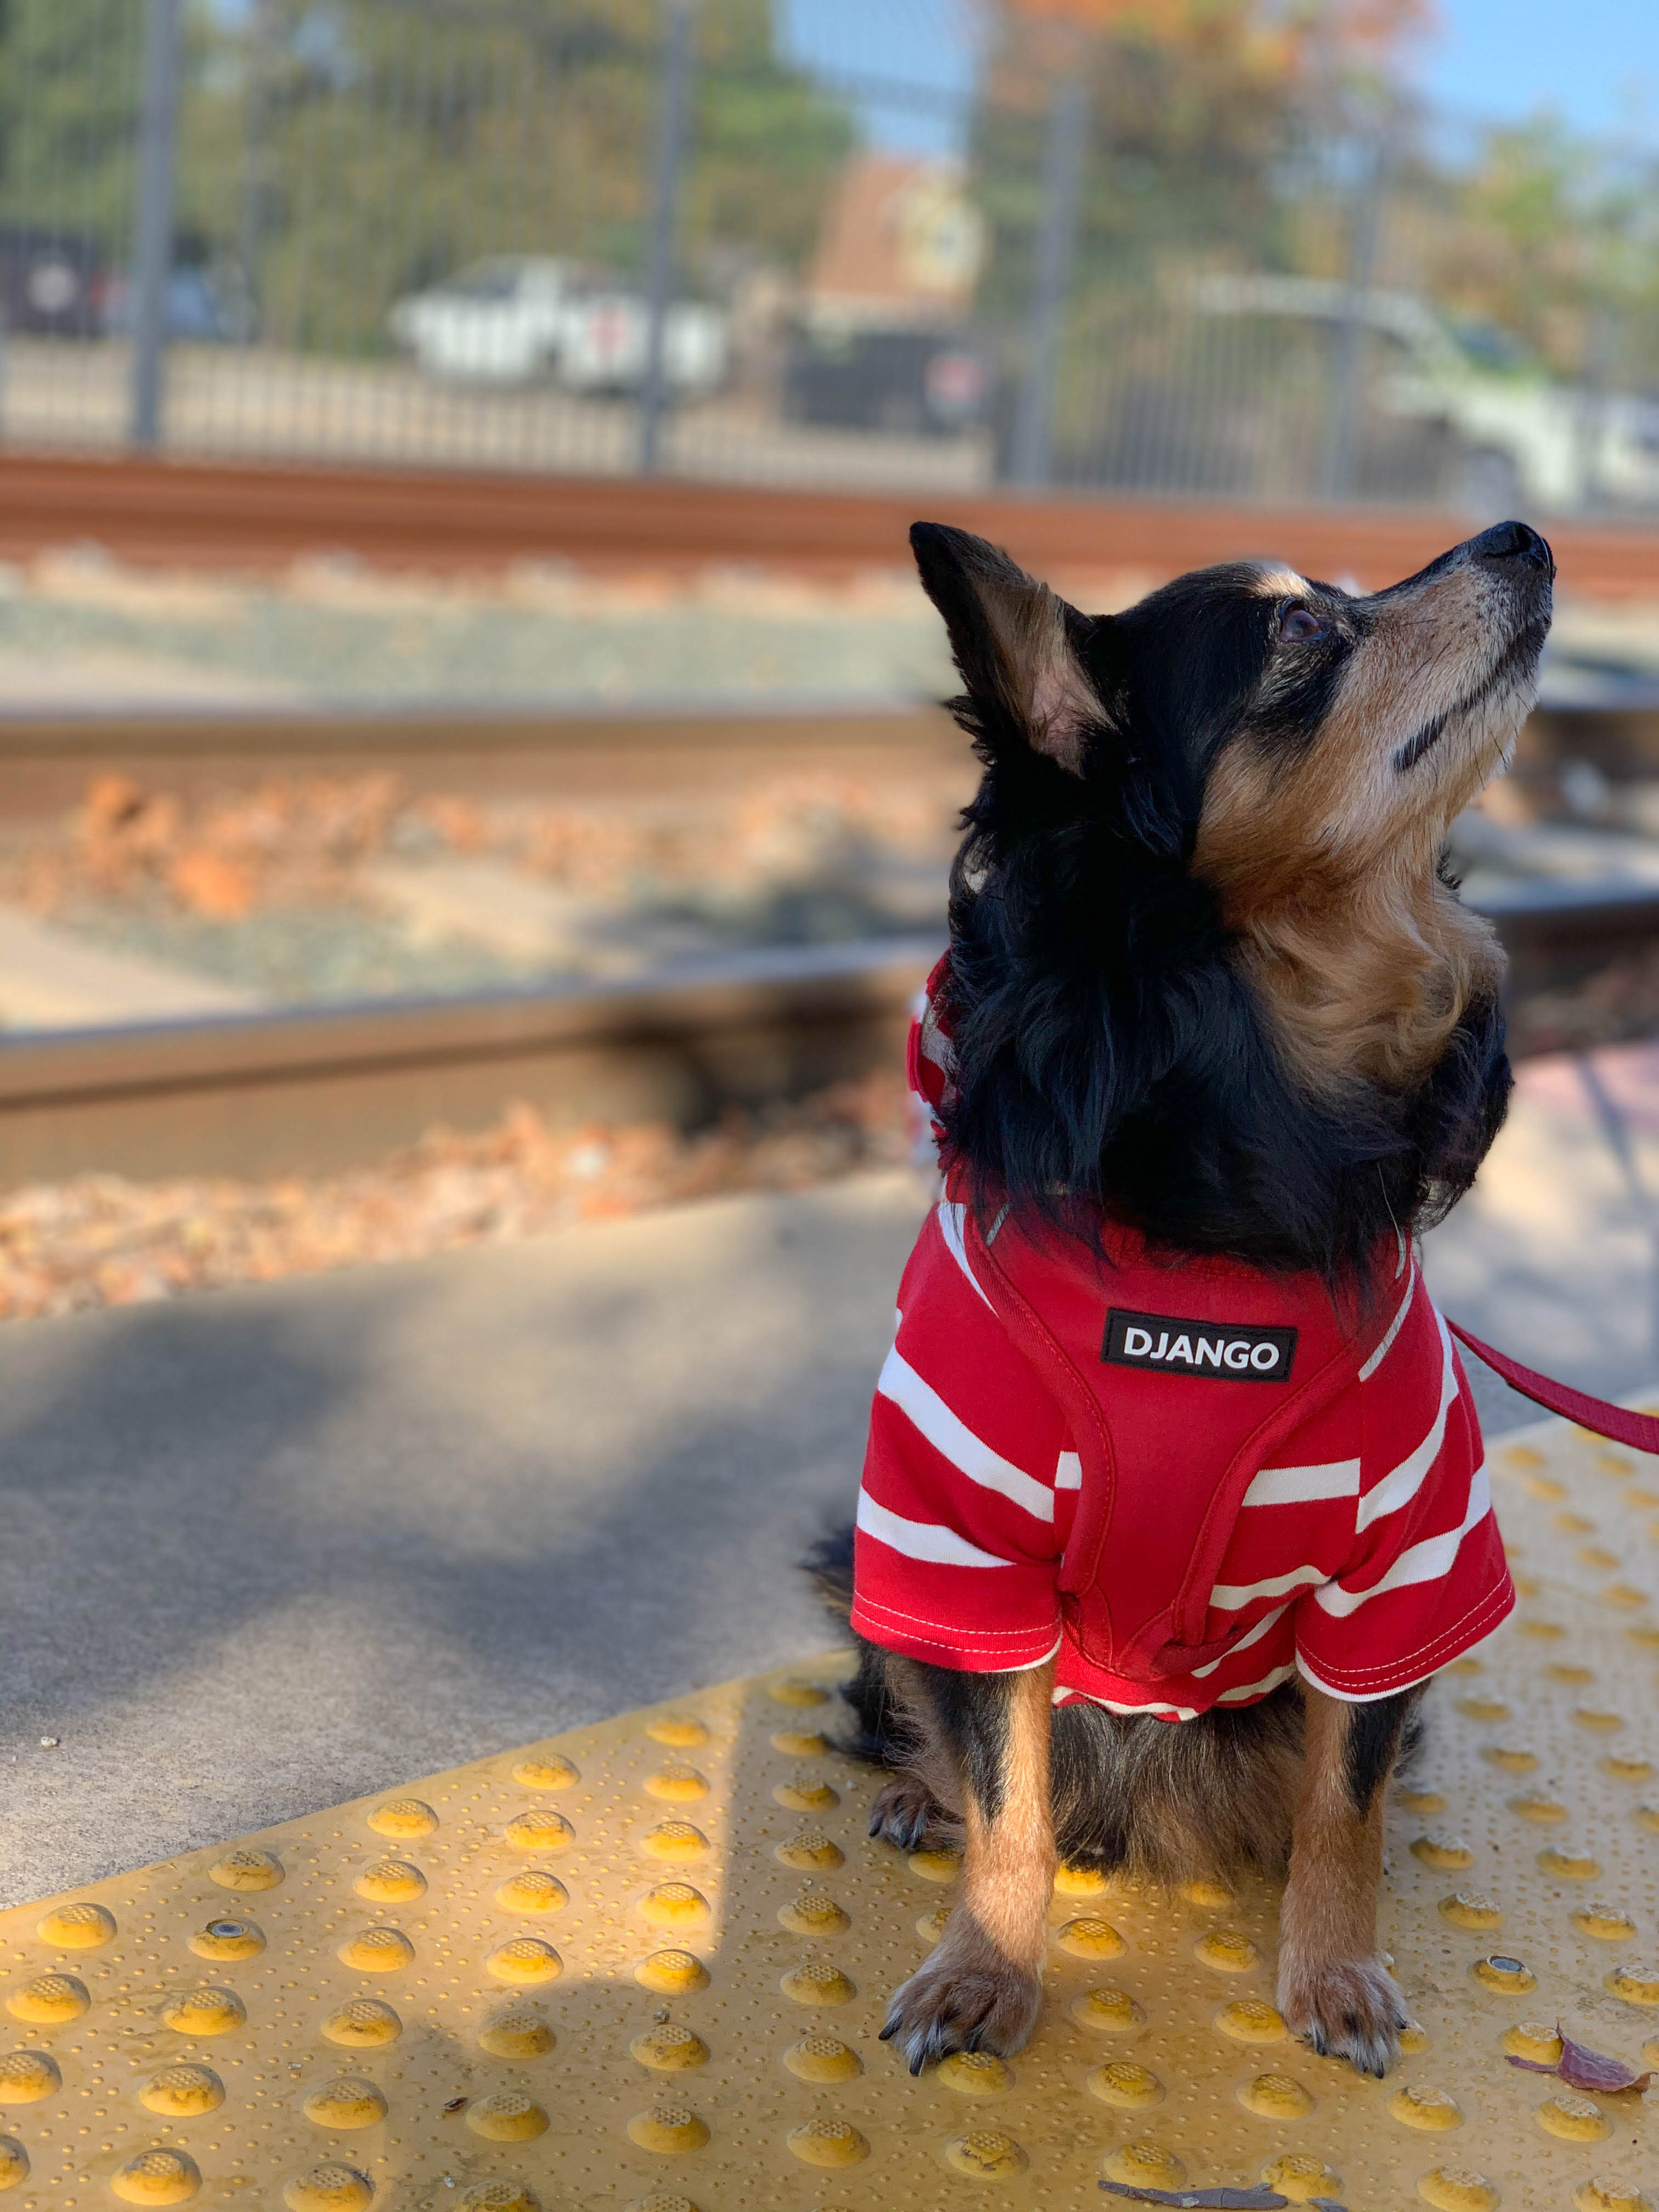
[961, 1202, 1404, 1682]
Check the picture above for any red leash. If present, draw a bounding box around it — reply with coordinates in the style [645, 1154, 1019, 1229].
[1447, 1320, 1659, 1457]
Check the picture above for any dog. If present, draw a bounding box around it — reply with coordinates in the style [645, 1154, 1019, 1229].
[812, 516, 1554, 2081]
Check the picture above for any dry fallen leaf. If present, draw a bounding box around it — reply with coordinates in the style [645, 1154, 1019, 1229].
[1506, 2024, 1654, 2094]
[1099, 2187, 1325, 2210]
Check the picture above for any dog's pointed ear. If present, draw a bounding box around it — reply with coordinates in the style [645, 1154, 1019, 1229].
[911, 521, 1104, 775]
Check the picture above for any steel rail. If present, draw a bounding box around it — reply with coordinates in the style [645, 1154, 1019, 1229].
[8, 453, 1659, 597]
[0, 937, 939, 1186]
[1, 888, 1658, 1188]
[0, 697, 1656, 822]
[0, 700, 961, 819]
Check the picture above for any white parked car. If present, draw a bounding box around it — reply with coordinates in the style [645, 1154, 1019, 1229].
[1190, 274, 1659, 514]
[388, 255, 729, 397]
[553, 278, 728, 398]
[388, 257, 577, 382]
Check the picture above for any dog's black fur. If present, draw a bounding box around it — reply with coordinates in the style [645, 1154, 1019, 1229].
[917, 528, 1513, 1283]
[811, 518, 1550, 2077]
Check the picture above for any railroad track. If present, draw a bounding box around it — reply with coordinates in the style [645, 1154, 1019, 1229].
[2, 890, 1658, 1186]
[0, 691, 1653, 817]
[7, 453, 1659, 599]
[2, 700, 1659, 1185]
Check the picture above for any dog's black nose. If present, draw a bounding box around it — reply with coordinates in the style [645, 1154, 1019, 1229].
[1470, 519, 1554, 577]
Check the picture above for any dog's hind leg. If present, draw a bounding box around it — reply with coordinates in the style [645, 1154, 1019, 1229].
[878, 1656, 1056, 2072]
[1276, 1682, 1418, 2076]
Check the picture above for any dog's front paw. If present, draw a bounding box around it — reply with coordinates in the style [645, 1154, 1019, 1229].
[878, 1928, 1043, 2075]
[867, 1774, 953, 1852]
[1276, 1949, 1408, 2077]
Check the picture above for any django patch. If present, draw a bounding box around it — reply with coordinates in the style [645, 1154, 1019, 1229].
[1102, 1307, 1297, 1383]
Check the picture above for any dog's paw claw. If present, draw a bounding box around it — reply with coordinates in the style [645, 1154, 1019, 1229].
[1277, 1953, 1406, 2078]
[867, 1776, 951, 1854]
[881, 1945, 1043, 2073]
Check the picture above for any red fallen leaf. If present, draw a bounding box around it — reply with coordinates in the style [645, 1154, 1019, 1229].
[1557, 2029, 1655, 2095]
[1503, 2029, 1654, 2095]
[1098, 2188, 1305, 2209]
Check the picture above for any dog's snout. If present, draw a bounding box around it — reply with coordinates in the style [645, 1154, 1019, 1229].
[1469, 519, 1554, 578]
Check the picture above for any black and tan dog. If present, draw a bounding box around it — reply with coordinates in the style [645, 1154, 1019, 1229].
[815, 517, 1553, 2080]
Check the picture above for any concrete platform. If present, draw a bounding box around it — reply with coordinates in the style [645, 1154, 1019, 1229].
[0, 1419, 1654, 2212]
[0, 1177, 926, 1909]
[6, 1031, 1659, 1914]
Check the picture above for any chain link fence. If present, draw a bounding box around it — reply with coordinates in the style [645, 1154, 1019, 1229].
[1, 0, 1657, 514]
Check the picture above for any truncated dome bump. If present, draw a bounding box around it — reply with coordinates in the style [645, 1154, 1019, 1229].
[455, 2185, 541, 2212]
[643, 1767, 709, 1804]
[503, 1809, 574, 1852]
[780, 1959, 854, 2004]
[1239, 2071, 1314, 2118]
[510, 1753, 578, 1788]
[1499, 2022, 1561, 2062]
[1389, 2084, 1464, 2130]
[0, 2138, 24, 2192]
[35, 1901, 115, 1949]
[1071, 1983, 1144, 2030]
[365, 1800, 436, 1838]
[1261, 2153, 1342, 2202]
[208, 1848, 283, 1892]
[937, 2050, 1012, 2095]
[645, 1717, 709, 1748]
[188, 1916, 264, 1960]
[485, 1937, 561, 1983]
[642, 1822, 708, 1863]
[1103, 2141, 1185, 2188]
[1053, 1861, 1111, 1896]
[336, 1927, 414, 1973]
[1575, 2182, 1655, 2212]
[281, 2163, 374, 2211]
[782, 2033, 861, 2081]
[160, 1987, 246, 2035]
[465, 2090, 549, 2140]
[626, 2103, 709, 2153]
[494, 1870, 568, 1914]
[0, 2051, 59, 2103]
[302, 2076, 388, 2129]
[786, 2117, 868, 2165]
[1086, 2058, 1163, 2107]
[1417, 2169, 1500, 2212]
[634, 1949, 708, 1995]
[476, 2002, 555, 2057]
[777, 1887, 849, 1934]
[630, 2023, 709, 2070]
[111, 2148, 201, 2204]
[353, 1859, 425, 1903]
[5, 1972, 88, 2023]
[322, 2000, 401, 2048]
[1056, 1915, 1124, 1957]
[1471, 1953, 1536, 1993]
[639, 1881, 710, 1929]
[944, 2128, 1026, 2175]
[1534, 2091, 1610, 2140]
[139, 2063, 224, 2116]
[1214, 1998, 1289, 2041]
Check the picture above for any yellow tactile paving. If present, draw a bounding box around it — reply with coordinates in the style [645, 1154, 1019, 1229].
[3, 1414, 1657, 2210]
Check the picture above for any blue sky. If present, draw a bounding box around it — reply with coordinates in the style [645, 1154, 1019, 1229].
[776, 0, 1656, 153]
[1412, 0, 1654, 141]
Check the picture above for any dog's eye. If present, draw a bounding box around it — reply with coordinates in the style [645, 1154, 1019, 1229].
[1278, 605, 1328, 644]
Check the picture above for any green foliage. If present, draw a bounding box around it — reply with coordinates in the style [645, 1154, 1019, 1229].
[0, 0, 853, 354]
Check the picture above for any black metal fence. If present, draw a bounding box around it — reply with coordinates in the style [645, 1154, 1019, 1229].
[1, 0, 1656, 513]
